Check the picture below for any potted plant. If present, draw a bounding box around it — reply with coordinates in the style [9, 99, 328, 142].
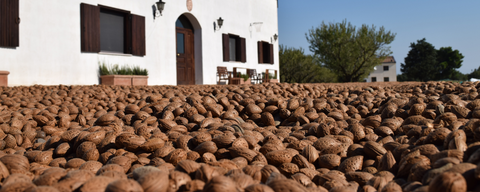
[268, 73, 279, 83]
[99, 62, 149, 86]
[261, 72, 278, 83]
[229, 72, 251, 85]
[240, 73, 251, 84]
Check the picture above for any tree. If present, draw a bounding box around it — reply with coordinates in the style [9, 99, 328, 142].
[279, 45, 337, 83]
[306, 20, 396, 82]
[400, 38, 438, 81]
[436, 47, 464, 80]
[468, 66, 480, 80]
[399, 38, 465, 81]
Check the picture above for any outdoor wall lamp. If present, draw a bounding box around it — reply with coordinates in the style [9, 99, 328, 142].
[156, 0, 166, 16]
[217, 17, 224, 29]
[273, 34, 278, 41]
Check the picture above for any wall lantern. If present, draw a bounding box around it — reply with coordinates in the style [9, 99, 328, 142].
[156, 0, 166, 15]
[217, 17, 224, 29]
[273, 34, 278, 41]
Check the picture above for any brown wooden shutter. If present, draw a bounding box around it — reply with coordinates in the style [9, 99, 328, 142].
[80, 3, 100, 52]
[234, 37, 241, 62]
[269, 43, 274, 64]
[125, 14, 132, 54]
[0, 0, 19, 47]
[222, 34, 229, 62]
[131, 14, 145, 56]
[240, 37, 246, 63]
[257, 41, 263, 63]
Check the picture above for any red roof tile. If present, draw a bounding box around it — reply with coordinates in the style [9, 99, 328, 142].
[383, 56, 395, 63]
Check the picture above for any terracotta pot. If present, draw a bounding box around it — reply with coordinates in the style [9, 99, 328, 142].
[0, 71, 9, 87]
[263, 78, 279, 83]
[269, 79, 279, 83]
[100, 75, 148, 86]
[229, 77, 245, 85]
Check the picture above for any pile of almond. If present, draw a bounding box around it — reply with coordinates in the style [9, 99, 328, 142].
[0, 81, 477, 192]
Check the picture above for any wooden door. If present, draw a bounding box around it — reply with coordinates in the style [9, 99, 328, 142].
[176, 27, 195, 85]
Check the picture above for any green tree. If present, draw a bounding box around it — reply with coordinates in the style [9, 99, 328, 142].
[436, 47, 464, 80]
[451, 70, 468, 81]
[279, 45, 337, 83]
[400, 38, 438, 81]
[468, 66, 480, 80]
[400, 39, 466, 81]
[306, 20, 396, 82]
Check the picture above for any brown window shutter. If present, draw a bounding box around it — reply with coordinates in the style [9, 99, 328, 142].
[235, 37, 241, 62]
[269, 43, 274, 64]
[257, 41, 263, 63]
[80, 3, 100, 52]
[222, 34, 229, 62]
[125, 14, 132, 54]
[131, 14, 145, 56]
[0, 0, 19, 47]
[240, 37, 246, 63]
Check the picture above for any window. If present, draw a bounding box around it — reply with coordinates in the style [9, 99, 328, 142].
[229, 37, 236, 61]
[0, 0, 19, 47]
[176, 33, 185, 54]
[100, 9, 125, 53]
[384, 77, 389, 82]
[176, 15, 194, 31]
[371, 77, 377, 82]
[176, 15, 193, 55]
[80, 3, 145, 56]
[258, 41, 274, 64]
[383, 66, 389, 71]
[222, 34, 246, 62]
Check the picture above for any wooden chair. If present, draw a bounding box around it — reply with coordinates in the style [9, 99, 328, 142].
[247, 69, 262, 84]
[217, 66, 232, 84]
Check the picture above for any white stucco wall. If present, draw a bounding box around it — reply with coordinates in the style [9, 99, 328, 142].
[366, 62, 397, 82]
[0, 0, 279, 86]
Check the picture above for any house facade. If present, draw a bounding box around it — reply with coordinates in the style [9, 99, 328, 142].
[366, 56, 397, 82]
[0, 0, 279, 86]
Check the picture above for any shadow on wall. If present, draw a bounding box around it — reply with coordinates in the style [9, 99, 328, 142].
[151, 5, 157, 19]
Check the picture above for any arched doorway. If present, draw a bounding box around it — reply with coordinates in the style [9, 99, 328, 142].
[176, 15, 195, 85]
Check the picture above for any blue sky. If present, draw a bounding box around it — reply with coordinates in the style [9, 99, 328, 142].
[278, 0, 480, 75]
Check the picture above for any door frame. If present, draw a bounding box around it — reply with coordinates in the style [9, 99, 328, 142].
[175, 13, 202, 85]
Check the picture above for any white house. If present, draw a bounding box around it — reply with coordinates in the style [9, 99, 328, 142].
[0, 0, 280, 86]
[366, 56, 397, 82]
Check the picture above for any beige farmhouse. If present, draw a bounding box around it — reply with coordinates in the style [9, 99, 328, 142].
[366, 56, 397, 82]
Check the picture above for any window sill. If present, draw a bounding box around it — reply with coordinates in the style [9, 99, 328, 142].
[99, 52, 132, 57]
[259, 63, 274, 65]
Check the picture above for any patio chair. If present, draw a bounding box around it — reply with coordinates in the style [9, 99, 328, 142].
[217, 66, 232, 84]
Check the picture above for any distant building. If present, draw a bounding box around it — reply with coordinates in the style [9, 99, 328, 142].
[366, 56, 397, 82]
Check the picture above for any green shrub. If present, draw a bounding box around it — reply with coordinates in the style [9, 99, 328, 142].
[268, 73, 277, 79]
[132, 65, 149, 76]
[99, 62, 148, 76]
[240, 74, 249, 81]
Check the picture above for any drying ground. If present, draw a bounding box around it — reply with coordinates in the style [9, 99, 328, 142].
[0, 81, 476, 192]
